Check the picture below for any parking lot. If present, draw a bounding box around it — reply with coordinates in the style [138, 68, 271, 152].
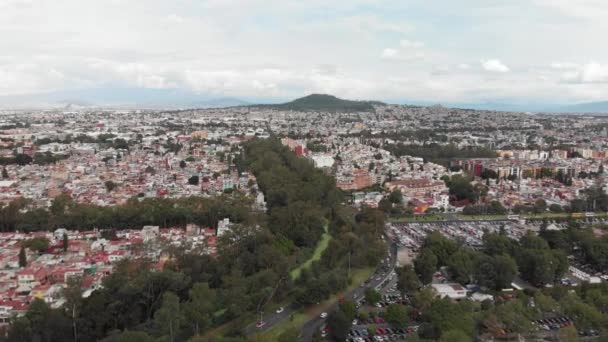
[388, 221, 530, 251]
[347, 326, 416, 342]
[346, 271, 414, 342]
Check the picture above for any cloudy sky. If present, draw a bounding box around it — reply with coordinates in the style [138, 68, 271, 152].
[1, 0, 608, 106]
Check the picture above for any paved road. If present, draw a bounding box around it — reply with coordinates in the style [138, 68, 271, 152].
[243, 304, 297, 335]
[298, 242, 398, 341]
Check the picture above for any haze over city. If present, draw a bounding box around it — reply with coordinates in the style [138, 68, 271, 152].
[2, 0, 608, 110]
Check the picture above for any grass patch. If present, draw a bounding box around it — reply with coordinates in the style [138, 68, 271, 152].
[389, 215, 444, 223]
[457, 214, 508, 220]
[290, 223, 331, 280]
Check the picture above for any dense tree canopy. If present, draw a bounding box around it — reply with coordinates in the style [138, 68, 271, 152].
[6, 138, 387, 341]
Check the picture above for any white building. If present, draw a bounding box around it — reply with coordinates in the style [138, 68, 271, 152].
[141, 226, 160, 241]
[431, 283, 467, 300]
[310, 155, 335, 169]
[217, 218, 232, 237]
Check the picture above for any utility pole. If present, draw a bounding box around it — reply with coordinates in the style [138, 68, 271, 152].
[72, 303, 78, 342]
[348, 251, 351, 279]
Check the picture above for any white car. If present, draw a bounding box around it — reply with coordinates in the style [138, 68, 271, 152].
[320, 312, 328, 318]
[276, 307, 284, 314]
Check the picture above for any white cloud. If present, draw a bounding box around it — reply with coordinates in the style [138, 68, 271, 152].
[533, 0, 608, 20]
[381, 39, 426, 62]
[381, 48, 398, 59]
[482, 59, 510, 73]
[2, 0, 608, 104]
[338, 15, 413, 35]
[550, 62, 579, 70]
[400, 40, 424, 48]
[560, 62, 608, 83]
[165, 14, 184, 24]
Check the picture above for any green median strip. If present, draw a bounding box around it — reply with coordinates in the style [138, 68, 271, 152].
[290, 223, 331, 280]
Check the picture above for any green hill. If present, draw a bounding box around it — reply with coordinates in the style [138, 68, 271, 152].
[262, 94, 383, 112]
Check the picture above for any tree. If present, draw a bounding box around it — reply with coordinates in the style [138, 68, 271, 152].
[492, 255, 518, 290]
[111, 331, 156, 342]
[63, 276, 82, 342]
[63, 233, 68, 253]
[475, 254, 517, 291]
[411, 288, 435, 312]
[385, 304, 408, 327]
[327, 309, 350, 342]
[15, 153, 33, 166]
[105, 180, 117, 192]
[480, 169, 498, 180]
[534, 199, 547, 214]
[188, 175, 200, 186]
[447, 250, 474, 284]
[2, 167, 8, 179]
[183, 283, 216, 335]
[7, 316, 32, 342]
[154, 291, 184, 342]
[22, 237, 50, 254]
[25, 298, 51, 341]
[558, 326, 579, 342]
[439, 329, 471, 342]
[423, 298, 475, 338]
[179, 160, 187, 169]
[414, 250, 438, 284]
[364, 288, 382, 305]
[378, 198, 393, 214]
[482, 233, 515, 256]
[389, 190, 403, 204]
[447, 175, 476, 203]
[396, 265, 421, 296]
[18, 246, 26, 267]
[339, 301, 357, 321]
[423, 231, 457, 267]
[518, 249, 566, 286]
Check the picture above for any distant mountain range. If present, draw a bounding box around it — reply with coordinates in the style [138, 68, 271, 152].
[556, 101, 608, 114]
[0, 87, 256, 109]
[3, 87, 608, 114]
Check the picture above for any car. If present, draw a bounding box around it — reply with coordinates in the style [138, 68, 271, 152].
[276, 307, 284, 314]
[320, 312, 328, 318]
[255, 321, 266, 329]
[352, 319, 358, 325]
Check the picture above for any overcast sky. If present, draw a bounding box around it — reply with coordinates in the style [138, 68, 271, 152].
[1, 0, 608, 105]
